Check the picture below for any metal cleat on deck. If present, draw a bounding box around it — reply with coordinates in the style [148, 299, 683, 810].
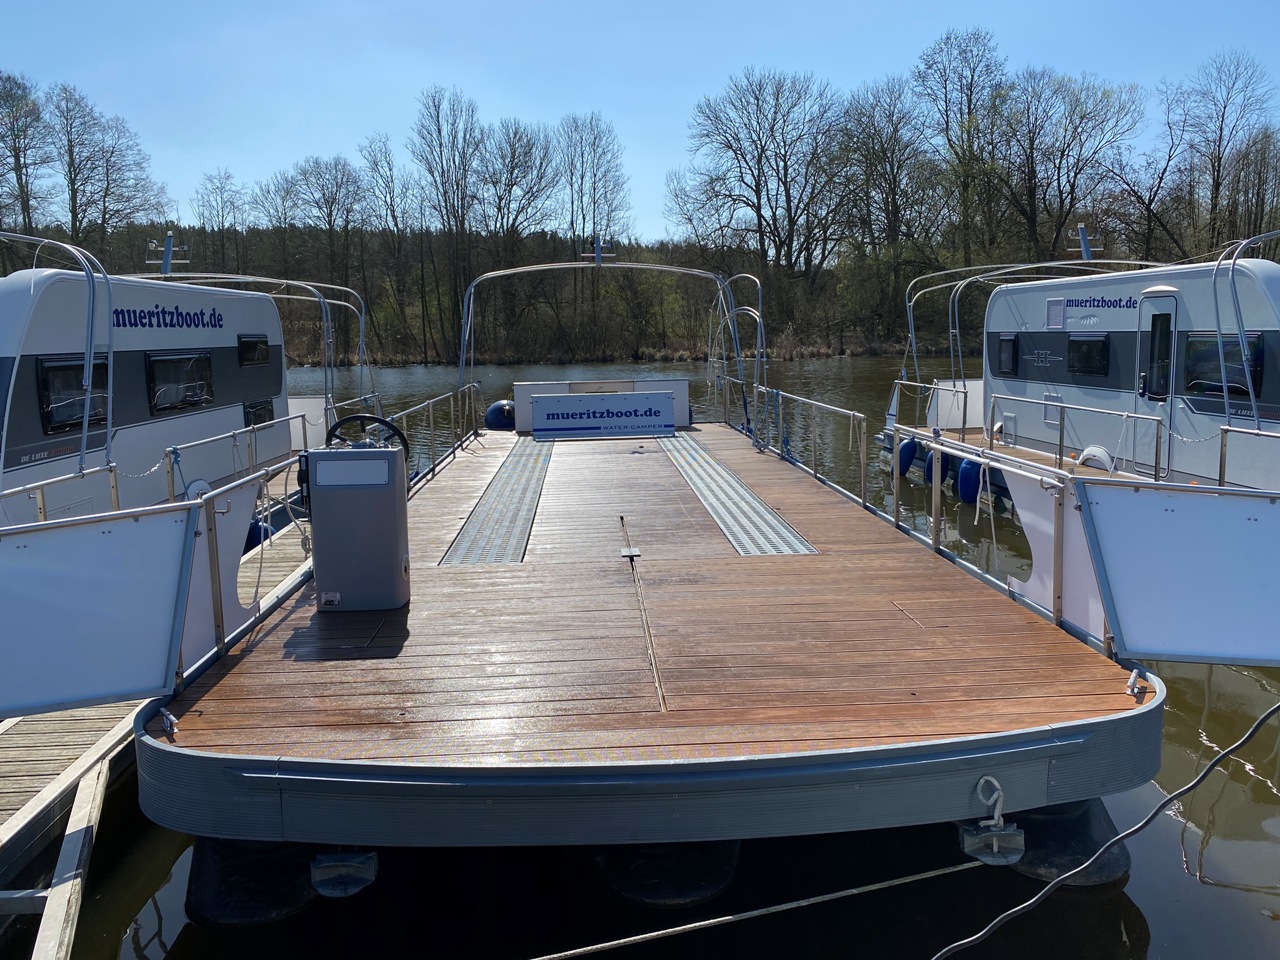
[958, 776, 1025, 866]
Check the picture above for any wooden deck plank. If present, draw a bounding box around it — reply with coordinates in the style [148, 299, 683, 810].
[154, 424, 1143, 763]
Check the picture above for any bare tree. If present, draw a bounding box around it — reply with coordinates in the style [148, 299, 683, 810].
[838, 75, 942, 341]
[994, 69, 1143, 259]
[669, 68, 845, 329]
[294, 154, 362, 282]
[249, 169, 300, 278]
[1107, 81, 1194, 260]
[476, 117, 559, 259]
[408, 86, 483, 339]
[1186, 50, 1276, 247]
[360, 133, 419, 358]
[93, 114, 169, 255]
[558, 111, 630, 248]
[0, 71, 50, 233]
[44, 83, 102, 241]
[913, 28, 1005, 266]
[192, 168, 247, 272]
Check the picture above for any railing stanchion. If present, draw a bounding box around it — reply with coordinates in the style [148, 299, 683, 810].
[858, 417, 868, 505]
[892, 425, 902, 532]
[165, 449, 177, 502]
[203, 497, 227, 655]
[930, 439, 943, 552]
[1052, 485, 1065, 625]
[1219, 426, 1228, 486]
[811, 404, 818, 476]
[1153, 421, 1163, 480]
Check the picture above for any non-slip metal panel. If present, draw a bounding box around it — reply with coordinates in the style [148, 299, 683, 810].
[440, 436, 552, 564]
[659, 432, 817, 556]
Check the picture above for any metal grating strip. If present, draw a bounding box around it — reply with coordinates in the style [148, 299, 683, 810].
[441, 436, 552, 565]
[659, 433, 817, 556]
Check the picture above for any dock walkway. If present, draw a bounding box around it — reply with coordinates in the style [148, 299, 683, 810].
[136, 425, 1163, 847]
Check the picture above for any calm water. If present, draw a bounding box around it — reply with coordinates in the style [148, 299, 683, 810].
[59, 357, 1280, 959]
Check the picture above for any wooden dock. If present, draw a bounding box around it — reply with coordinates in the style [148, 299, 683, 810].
[136, 425, 1164, 847]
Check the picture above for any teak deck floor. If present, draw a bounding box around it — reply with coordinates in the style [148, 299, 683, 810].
[152, 425, 1144, 765]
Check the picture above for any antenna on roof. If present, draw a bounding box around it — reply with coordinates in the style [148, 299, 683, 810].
[580, 236, 617, 265]
[1069, 223, 1103, 261]
[145, 231, 190, 275]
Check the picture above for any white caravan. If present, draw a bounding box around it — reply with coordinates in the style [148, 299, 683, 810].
[0, 267, 290, 524]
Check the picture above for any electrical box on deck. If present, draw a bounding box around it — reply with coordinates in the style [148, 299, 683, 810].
[299, 447, 410, 612]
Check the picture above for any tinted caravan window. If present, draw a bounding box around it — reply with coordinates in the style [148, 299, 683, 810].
[147, 352, 214, 414]
[1067, 333, 1109, 377]
[997, 334, 1018, 376]
[38, 358, 108, 434]
[238, 335, 270, 366]
[1184, 334, 1263, 398]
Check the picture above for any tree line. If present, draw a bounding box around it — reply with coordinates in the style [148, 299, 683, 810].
[4, 30, 1279, 363]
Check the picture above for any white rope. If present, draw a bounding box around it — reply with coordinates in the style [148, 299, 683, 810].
[522, 861, 982, 960]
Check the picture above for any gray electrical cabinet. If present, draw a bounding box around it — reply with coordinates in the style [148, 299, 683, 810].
[301, 446, 411, 612]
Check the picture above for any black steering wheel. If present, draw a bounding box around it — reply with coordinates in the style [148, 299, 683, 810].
[325, 414, 411, 464]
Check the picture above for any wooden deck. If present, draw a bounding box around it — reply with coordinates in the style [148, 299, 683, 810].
[149, 425, 1146, 766]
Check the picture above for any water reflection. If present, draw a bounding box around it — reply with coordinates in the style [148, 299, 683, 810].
[80, 815, 1157, 960]
[71, 357, 1276, 958]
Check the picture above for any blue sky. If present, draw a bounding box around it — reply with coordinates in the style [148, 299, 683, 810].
[3, 1, 1278, 242]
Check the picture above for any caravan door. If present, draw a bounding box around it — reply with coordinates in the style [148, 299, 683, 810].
[1132, 295, 1177, 478]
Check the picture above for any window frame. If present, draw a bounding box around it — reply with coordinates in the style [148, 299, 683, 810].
[37, 356, 109, 435]
[1066, 332, 1110, 378]
[146, 350, 216, 416]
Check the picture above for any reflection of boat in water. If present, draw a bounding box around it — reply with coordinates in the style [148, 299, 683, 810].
[1151, 660, 1280, 894]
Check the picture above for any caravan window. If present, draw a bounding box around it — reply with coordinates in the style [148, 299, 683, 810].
[244, 399, 275, 427]
[147, 352, 215, 414]
[1184, 334, 1263, 398]
[238, 335, 270, 366]
[1067, 333, 1110, 377]
[1146, 313, 1173, 400]
[37, 358, 108, 434]
[997, 334, 1018, 376]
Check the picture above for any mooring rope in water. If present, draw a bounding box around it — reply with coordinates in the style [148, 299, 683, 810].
[931, 695, 1280, 959]
[523, 861, 983, 960]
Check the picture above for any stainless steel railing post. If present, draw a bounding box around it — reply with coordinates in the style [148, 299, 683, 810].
[930, 439, 943, 552]
[1052, 485, 1065, 625]
[203, 497, 227, 655]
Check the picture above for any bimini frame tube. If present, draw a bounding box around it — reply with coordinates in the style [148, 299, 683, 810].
[160, 274, 373, 428]
[458, 261, 759, 429]
[0, 233, 113, 477]
[1212, 229, 1280, 430]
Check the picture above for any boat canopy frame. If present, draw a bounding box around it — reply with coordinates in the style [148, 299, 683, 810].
[457, 260, 765, 430]
[0, 233, 114, 476]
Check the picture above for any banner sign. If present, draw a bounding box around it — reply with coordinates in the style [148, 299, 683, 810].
[531, 391, 675, 440]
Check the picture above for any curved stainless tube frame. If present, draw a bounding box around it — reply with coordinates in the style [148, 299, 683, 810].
[0, 233, 114, 477]
[458, 261, 761, 428]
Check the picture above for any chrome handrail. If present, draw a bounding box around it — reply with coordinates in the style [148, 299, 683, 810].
[162, 412, 309, 501]
[727, 381, 869, 505]
[985, 392, 1165, 475]
[891, 379, 973, 443]
[385, 382, 482, 480]
[1218, 423, 1280, 486]
[0, 463, 121, 522]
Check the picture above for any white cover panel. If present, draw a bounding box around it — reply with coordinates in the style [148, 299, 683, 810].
[1078, 482, 1280, 666]
[0, 506, 197, 717]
